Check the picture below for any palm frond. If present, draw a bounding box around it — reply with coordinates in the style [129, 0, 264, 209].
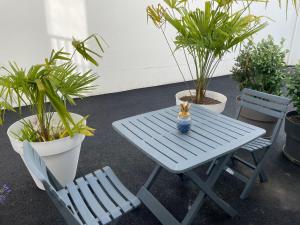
[0, 35, 104, 142]
[147, 0, 268, 103]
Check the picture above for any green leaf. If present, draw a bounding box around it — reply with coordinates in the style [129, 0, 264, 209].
[0, 34, 102, 141]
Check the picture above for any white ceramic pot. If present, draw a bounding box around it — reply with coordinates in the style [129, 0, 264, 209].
[7, 113, 85, 190]
[175, 89, 227, 113]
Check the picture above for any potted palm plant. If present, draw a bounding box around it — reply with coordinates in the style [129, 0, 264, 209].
[0, 34, 104, 189]
[147, 0, 267, 113]
[232, 36, 288, 137]
[283, 64, 300, 165]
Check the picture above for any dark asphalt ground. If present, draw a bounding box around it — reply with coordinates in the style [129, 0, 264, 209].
[0, 76, 299, 225]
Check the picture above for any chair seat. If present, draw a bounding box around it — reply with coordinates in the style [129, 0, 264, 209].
[57, 166, 140, 225]
[241, 138, 271, 152]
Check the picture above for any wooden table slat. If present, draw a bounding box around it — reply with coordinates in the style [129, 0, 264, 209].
[122, 120, 186, 163]
[137, 116, 207, 157]
[153, 113, 215, 151]
[162, 109, 225, 147]
[114, 121, 178, 168]
[190, 106, 256, 130]
[189, 108, 249, 136]
[133, 119, 196, 159]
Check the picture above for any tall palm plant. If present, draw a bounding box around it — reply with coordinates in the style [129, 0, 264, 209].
[147, 0, 267, 104]
[0, 34, 104, 142]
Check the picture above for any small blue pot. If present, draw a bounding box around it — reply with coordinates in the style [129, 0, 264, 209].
[177, 116, 191, 134]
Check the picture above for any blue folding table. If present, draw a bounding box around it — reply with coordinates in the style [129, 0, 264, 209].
[113, 105, 265, 225]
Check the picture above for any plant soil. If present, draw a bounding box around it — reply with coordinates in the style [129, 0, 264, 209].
[289, 115, 300, 124]
[180, 95, 221, 105]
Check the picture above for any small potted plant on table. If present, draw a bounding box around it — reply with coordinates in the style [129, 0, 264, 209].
[0, 34, 104, 189]
[232, 36, 288, 137]
[177, 102, 191, 134]
[147, 0, 267, 113]
[283, 64, 300, 165]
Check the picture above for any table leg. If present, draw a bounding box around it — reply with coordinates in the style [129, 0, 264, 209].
[185, 170, 237, 217]
[182, 153, 237, 225]
[144, 165, 162, 189]
[240, 148, 270, 199]
[137, 154, 237, 225]
[137, 165, 181, 225]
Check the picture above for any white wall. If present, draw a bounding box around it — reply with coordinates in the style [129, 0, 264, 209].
[0, 0, 299, 96]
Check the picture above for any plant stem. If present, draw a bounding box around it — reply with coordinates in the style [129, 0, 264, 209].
[160, 28, 192, 97]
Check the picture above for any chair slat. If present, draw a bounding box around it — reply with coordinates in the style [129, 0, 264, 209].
[243, 88, 291, 105]
[94, 170, 132, 213]
[237, 89, 291, 144]
[103, 167, 140, 208]
[241, 138, 271, 152]
[58, 189, 82, 223]
[245, 142, 263, 148]
[38, 154, 48, 179]
[85, 173, 122, 219]
[240, 100, 283, 119]
[66, 183, 99, 225]
[241, 94, 287, 111]
[23, 143, 49, 183]
[76, 177, 111, 225]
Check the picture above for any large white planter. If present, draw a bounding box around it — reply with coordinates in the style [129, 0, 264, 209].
[7, 113, 85, 190]
[175, 89, 227, 113]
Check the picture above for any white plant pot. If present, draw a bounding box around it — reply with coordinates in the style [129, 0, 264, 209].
[7, 113, 86, 190]
[175, 89, 227, 113]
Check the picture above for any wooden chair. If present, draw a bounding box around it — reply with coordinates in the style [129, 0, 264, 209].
[207, 88, 291, 199]
[22, 141, 140, 225]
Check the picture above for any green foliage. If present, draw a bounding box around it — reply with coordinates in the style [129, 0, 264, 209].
[0, 34, 103, 142]
[232, 35, 287, 96]
[147, 0, 267, 103]
[275, 0, 300, 14]
[287, 64, 300, 115]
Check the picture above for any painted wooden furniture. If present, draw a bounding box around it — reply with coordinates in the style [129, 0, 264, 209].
[113, 105, 265, 225]
[22, 141, 140, 225]
[208, 88, 291, 199]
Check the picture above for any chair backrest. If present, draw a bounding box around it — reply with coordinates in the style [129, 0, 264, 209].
[236, 88, 291, 143]
[23, 142, 82, 225]
[23, 141, 50, 185]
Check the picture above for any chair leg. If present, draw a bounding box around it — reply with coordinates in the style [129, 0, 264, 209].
[206, 159, 217, 175]
[240, 149, 269, 200]
[251, 151, 268, 183]
[231, 156, 236, 167]
[207, 155, 235, 176]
